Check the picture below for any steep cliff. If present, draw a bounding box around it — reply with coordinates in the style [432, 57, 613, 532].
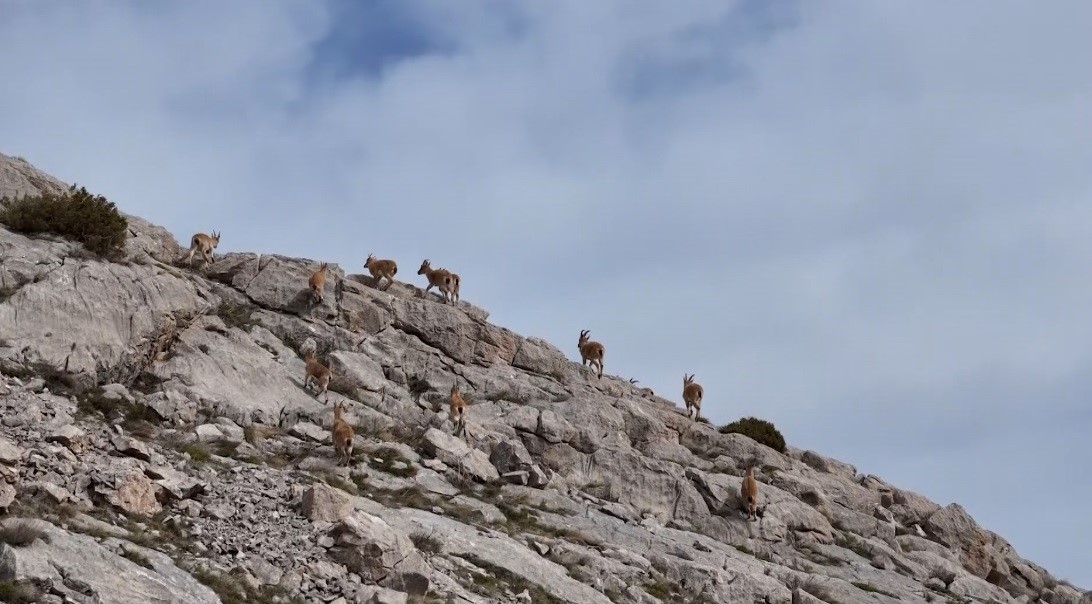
[0, 151, 1087, 603]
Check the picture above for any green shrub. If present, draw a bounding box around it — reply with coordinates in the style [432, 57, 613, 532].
[0, 185, 128, 260]
[718, 416, 786, 453]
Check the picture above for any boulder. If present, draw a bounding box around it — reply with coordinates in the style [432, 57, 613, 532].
[329, 511, 431, 595]
[421, 428, 499, 483]
[0, 436, 22, 464]
[302, 482, 354, 523]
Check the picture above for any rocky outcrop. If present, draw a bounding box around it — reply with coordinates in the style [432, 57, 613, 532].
[0, 152, 68, 201]
[0, 152, 1087, 603]
[0, 518, 220, 603]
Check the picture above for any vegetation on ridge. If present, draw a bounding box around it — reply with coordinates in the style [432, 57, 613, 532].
[719, 416, 787, 453]
[0, 184, 129, 260]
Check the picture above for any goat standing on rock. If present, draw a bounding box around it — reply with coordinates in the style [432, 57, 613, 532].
[179, 230, 220, 269]
[446, 270, 461, 304]
[308, 262, 329, 304]
[578, 329, 605, 379]
[741, 467, 760, 521]
[417, 259, 458, 305]
[449, 382, 467, 437]
[682, 373, 704, 421]
[331, 401, 354, 466]
[364, 253, 398, 291]
[303, 350, 332, 403]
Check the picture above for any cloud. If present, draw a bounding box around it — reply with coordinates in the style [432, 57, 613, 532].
[2, 0, 1090, 585]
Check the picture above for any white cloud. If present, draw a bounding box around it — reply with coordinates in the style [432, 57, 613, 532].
[2, 0, 1090, 585]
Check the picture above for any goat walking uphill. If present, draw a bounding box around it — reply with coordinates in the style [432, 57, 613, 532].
[303, 350, 332, 403]
[682, 373, 704, 421]
[331, 401, 354, 466]
[364, 253, 398, 291]
[179, 230, 221, 269]
[449, 382, 467, 437]
[578, 329, 605, 379]
[309, 262, 329, 303]
[417, 259, 458, 305]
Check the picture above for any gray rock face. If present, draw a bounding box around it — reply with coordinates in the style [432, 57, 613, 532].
[0, 481, 14, 511]
[302, 482, 353, 522]
[112, 434, 153, 461]
[0, 518, 220, 604]
[422, 428, 500, 483]
[380, 507, 615, 604]
[329, 511, 431, 595]
[0, 250, 212, 378]
[0, 152, 68, 200]
[0, 152, 1086, 604]
[0, 435, 22, 464]
[96, 469, 163, 516]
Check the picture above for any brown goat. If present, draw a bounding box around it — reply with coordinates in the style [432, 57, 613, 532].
[331, 401, 354, 466]
[448, 382, 467, 437]
[741, 467, 760, 521]
[303, 350, 332, 403]
[364, 253, 398, 291]
[308, 262, 329, 303]
[417, 259, 457, 305]
[179, 230, 221, 268]
[578, 329, 605, 379]
[447, 271, 461, 304]
[682, 373, 704, 420]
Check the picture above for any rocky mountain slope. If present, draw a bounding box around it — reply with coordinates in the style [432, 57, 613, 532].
[0, 151, 1087, 604]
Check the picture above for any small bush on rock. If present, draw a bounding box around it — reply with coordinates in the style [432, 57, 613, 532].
[214, 302, 259, 331]
[0, 185, 128, 260]
[719, 416, 787, 453]
[369, 446, 417, 478]
[0, 580, 42, 604]
[410, 531, 442, 555]
[0, 520, 50, 547]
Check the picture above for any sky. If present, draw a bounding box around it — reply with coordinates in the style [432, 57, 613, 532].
[1, 0, 1090, 587]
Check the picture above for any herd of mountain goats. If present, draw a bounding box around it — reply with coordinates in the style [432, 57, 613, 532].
[178, 229, 762, 519]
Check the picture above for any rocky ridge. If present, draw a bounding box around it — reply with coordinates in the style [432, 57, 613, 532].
[0, 151, 1088, 603]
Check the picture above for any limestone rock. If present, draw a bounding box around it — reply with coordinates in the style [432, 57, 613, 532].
[47, 424, 87, 454]
[111, 435, 152, 461]
[380, 507, 614, 604]
[0, 151, 1085, 604]
[0, 152, 69, 200]
[195, 423, 225, 442]
[0, 259, 211, 379]
[96, 470, 162, 516]
[0, 435, 22, 464]
[925, 503, 1001, 580]
[302, 482, 354, 523]
[145, 465, 206, 501]
[511, 336, 569, 376]
[422, 428, 500, 483]
[0, 518, 219, 604]
[329, 511, 431, 595]
[489, 438, 534, 475]
[290, 421, 330, 444]
[0, 481, 15, 511]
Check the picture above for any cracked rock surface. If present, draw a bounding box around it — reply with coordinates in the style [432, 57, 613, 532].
[1, 151, 1090, 603]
